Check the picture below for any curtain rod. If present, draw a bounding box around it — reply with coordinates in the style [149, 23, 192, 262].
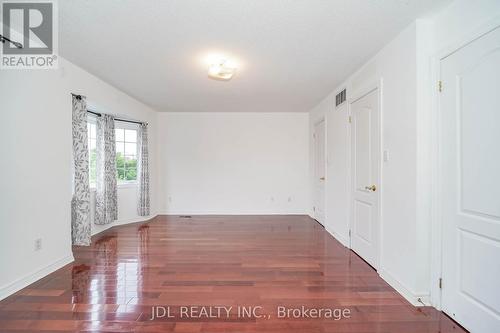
[72, 93, 146, 125]
[87, 110, 145, 125]
[0, 34, 23, 48]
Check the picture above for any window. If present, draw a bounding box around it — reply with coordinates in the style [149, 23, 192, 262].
[87, 118, 138, 186]
[87, 120, 97, 187]
[115, 126, 138, 183]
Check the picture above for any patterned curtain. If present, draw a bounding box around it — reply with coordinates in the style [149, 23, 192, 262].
[71, 95, 91, 246]
[95, 114, 118, 225]
[137, 123, 150, 216]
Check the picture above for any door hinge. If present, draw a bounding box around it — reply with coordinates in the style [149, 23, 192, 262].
[439, 278, 443, 289]
[348, 116, 352, 123]
[349, 230, 351, 237]
[313, 206, 316, 212]
[438, 80, 443, 92]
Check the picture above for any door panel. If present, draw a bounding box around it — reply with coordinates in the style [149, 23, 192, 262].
[460, 49, 500, 218]
[354, 109, 371, 191]
[314, 120, 326, 225]
[350, 88, 379, 268]
[459, 230, 500, 314]
[440, 25, 500, 333]
[353, 200, 372, 243]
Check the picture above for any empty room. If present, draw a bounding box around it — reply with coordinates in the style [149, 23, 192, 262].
[1, 0, 499, 332]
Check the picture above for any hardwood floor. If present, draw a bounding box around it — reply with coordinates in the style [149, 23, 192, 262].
[0, 215, 467, 332]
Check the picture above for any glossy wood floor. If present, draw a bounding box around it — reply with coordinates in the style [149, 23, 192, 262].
[0, 215, 467, 332]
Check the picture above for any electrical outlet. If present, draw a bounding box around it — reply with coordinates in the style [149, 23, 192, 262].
[34, 238, 42, 251]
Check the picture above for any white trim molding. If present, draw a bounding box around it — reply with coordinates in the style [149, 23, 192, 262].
[323, 216, 431, 306]
[0, 214, 159, 301]
[325, 226, 350, 248]
[0, 254, 74, 301]
[348, 79, 384, 271]
[161, 211, 310, 216]
[117, 182, 139, 189]
[379, 268, 430, 306]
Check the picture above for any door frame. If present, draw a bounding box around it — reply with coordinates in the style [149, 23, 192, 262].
[312, 117, 326, 225]
[348, 79, 383, 269]
[429, 15, 500, 310]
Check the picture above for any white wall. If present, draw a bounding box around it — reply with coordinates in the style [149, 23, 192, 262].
[157, 112, 309, 215]
[0, 57, 159, 300]
[433, 0, 500, 49]
[425, 0, 500, 308]
[308, 0, 500, 307]
[3, 0, 497, 307]
[90, 184, 151, 236]
[309, 97, 351, 246]
[309, 23, 423, 304]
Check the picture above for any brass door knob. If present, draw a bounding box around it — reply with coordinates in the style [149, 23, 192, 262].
[365, 185, 377, 192]
[320, 177, 325, 181]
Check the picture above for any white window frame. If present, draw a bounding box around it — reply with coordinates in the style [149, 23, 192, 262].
[115, 120, 139, 186]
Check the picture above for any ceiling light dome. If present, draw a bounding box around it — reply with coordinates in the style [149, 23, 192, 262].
[208, 60, 236, 81]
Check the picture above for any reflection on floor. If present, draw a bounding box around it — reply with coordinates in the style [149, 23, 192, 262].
[0, 215, 467, 332]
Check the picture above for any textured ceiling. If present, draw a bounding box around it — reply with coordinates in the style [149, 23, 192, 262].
[59, 0, 449, 112]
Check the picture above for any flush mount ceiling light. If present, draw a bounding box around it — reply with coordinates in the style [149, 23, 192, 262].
[208, 59, 236, 81]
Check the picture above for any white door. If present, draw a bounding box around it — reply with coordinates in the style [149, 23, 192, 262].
[440, 26, 500, 333]
[350, 88, 380, 269]
[313, 120, 326, 225]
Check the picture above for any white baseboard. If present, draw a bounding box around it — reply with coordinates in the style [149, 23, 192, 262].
[324, 226, 350, 248]
[0, 215, 158, 302]
[0, 254, 74, 301]
[0, 215, 430, 309]
[378, 268, 430, 306]
[307, 214, 350, 248]
[91, 213, 158, 236]
[159, 211, 310, 216]
[319, 219, 431, 307]
[158, 211, 309, 216]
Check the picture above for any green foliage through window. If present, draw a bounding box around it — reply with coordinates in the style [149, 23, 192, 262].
[88, 121, 138, 185]
[115, 127, 138, 182]
[116, 152, 137, 181]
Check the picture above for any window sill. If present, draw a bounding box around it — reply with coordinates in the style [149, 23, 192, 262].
[89, 183, 138, 192]
[117, 182, 138, 189]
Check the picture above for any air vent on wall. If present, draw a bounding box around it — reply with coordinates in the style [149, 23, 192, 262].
[335, 88, 346, 107]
